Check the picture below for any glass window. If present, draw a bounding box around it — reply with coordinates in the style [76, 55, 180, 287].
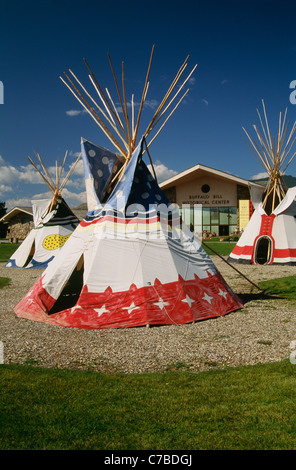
[211, 225, 219, 236]
[183, 208, 191, 226]
[194, 225, 202, 239]
[194, 206, 202, 226]
[211, 207, 219, 224]
[228, 207, 237, 225]
[229, 224, 237, 234]
[203, 208, 211, 225]
[191, 206, 238, 234]
[219, 208, 229, 225]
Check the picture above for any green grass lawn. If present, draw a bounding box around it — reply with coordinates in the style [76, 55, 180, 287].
[0, 277, 10, 289]
[0, 243, 19, 263]
[202, 240, 236, 257]
[0, 244, 17, 287]
[2, 242, 296, 450]
[259, 276, 296, 300]
[1, 361, 296, 450]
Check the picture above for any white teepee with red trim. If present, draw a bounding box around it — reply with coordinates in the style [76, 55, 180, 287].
[228, 101, 296, 265]
[14, 47, 243, 328]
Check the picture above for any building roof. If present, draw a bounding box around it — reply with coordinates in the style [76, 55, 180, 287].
[0, 204, 87, 224]
[0, 206, 33, 223]
[159, 163, 265, 190]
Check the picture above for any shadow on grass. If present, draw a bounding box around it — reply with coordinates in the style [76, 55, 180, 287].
[235, 276, 296, 304]
[238, 291, 283, 304]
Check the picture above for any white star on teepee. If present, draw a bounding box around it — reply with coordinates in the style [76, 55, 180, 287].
[125, 302, 139, 314]
[154, 297, 169, 310]
[94, 304, 109, 317]
[202, 293, 213, 304]
[70, 304, 83, 313]
[182, 295, 195, 308]
[218, 289, 228, 299]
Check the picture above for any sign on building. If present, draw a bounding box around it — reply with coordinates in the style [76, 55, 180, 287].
[239, 200, 252, 232]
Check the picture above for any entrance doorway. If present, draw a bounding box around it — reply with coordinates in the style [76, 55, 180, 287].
[49, 255, 84, 314]
[219, 225, 229, 236]
[254, 236, 273, 265]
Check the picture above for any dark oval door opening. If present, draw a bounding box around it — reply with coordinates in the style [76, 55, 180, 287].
[254, 236, 273, 265]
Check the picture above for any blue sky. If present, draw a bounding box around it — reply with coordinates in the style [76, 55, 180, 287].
[1, 0, 296, 209]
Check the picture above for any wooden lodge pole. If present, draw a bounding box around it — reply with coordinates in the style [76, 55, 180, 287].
[202, 240, 262, 291]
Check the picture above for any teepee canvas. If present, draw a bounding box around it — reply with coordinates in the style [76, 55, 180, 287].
[228, 101, 296, 265]
[5, 152, 80, 269]
[15, 47, 243, 328]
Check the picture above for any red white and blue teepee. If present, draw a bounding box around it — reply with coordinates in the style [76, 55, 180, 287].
[14, 47, 242, 328]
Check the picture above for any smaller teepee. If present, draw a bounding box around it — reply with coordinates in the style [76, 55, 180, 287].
[5, 151, 81, 269]
[228, 100, 296, 265]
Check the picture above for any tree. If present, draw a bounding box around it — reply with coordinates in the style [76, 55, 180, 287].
[0, 201, 7, 238]
[0, 201, 7, 218]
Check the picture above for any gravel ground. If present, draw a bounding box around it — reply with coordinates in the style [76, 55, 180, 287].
[1, 258, 296, 374]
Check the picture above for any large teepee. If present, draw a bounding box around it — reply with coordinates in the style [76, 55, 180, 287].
[5, 151, 81, 269]
[15, 47, 243, 328]
[228, 100, 296, 265]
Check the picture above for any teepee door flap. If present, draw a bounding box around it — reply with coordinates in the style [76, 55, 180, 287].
[7, 230, 36, 268]
[49, 255, 84, 314]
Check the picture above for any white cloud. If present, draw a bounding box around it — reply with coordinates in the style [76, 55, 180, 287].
[59, 187, 86, 206]
[5, 197, 33, 209]
[66, 109, 87, 116]
[68, 150, 82, 158]
[202, 99, 209, 106]
[6, 190, 53, 210]
[0, 157, 21, 185]
[251, 172, 268, 180]
[19, 164, 44, 184]
[143, 99, 159, 110]
[5, 188, 86, 211]
[115, 98, 159, 114]
[0, 153, 175, 209]
[0, 154, 84, 186]
[70, 158, 84, 177]
[147, 160, 177, 182]
[31, 187, 86, 207]
[0, 154, 45, 186]
[0, 183, 13, 196]
[0, 153, 86, 210]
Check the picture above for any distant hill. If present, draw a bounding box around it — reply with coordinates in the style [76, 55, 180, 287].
[252, 174, 296, 188]
[72, 203, 88, 221]
[73, 203, 88, 211]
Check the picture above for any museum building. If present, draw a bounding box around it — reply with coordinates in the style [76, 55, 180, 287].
[159, 164, 264, 237]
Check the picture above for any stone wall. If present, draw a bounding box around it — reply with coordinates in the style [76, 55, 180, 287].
[6, 221, 34, 240]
